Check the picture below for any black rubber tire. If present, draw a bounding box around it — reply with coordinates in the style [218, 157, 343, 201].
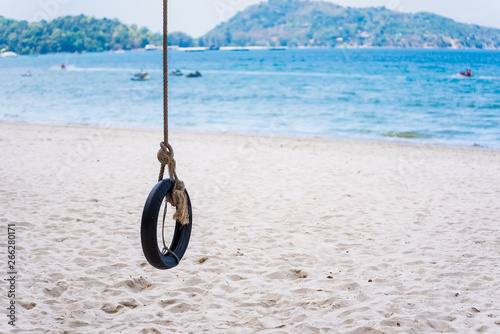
[141, 179, 192, 269]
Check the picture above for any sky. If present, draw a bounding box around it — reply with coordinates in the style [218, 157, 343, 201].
[1, 0, 499, 37]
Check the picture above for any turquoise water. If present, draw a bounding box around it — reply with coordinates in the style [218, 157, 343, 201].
[1, 49, 500, 148]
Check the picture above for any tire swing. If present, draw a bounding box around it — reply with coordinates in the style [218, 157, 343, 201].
[141, 0, 192, 270]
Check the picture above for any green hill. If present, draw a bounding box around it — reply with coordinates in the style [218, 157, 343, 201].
[3, 1, 500, 54]
[198, 0, 500, 49]
[0, 15, 162, 55]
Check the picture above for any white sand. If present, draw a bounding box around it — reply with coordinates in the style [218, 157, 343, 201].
[1, 122, 500, 333]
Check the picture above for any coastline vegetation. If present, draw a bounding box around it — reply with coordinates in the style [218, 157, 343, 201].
[2, 0, 500, 55]
[0, 15, 161, 55]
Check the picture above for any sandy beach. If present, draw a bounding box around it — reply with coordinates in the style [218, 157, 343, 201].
[1, 121, 499, 333]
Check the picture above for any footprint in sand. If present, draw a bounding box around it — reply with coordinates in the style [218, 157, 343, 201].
[43, 284, 67, 297]
[140, 328, 163, 334]
[265, 269, 308, 280]
[119, 298, 139, 309]
[101, 303, 124, 314]
[116, 276, 154, 292]
[168, 302, 192, 313]
[19, 301, 37, 310]
[158, 299, 177, 307]
[227, 274, 244, 281]
[349, 326, 384, 334]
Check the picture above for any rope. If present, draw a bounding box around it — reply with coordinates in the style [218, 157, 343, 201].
[157, 0, 189, 225]
[163, 0, 168, 145]
[161, 200, 180, 265]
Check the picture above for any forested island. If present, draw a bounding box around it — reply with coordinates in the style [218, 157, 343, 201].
[0, 15, 162, 54]
[198, 0, 500, 49]
[2, 0, 500, 55]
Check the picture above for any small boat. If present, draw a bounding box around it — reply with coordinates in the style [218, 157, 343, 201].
[186, 71, 202, 78]
[145, 44, 161, 51]
[0, 51, 18, 58]
[21, 71, 32, 77]
[170, 69, 183, 76]
[460, 69, 473, 77]
[132, 71, 149, 81]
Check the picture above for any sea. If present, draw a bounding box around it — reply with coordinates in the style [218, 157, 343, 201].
[1, 48, 500, 149]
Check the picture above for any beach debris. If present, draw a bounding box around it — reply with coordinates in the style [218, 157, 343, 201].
[454, 293, 460, 297]
[291, 269, 308, 279]
[368, 279, 373, 282]
[472, 307, 481, 313]
[327, 276, 333, 279]
[198, 257, 208, 264]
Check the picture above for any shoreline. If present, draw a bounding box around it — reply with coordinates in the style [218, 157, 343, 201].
[5, 46, 500, 57]
[2, 120, 498, 152]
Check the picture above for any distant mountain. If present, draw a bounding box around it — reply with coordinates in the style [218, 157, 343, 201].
[197, 0, 500, 49]
[0, 15, 162, 55]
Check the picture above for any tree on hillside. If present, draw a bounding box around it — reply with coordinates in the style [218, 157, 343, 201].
[167, 31, 194, 47]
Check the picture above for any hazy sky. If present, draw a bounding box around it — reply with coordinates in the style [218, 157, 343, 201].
[1, 0, 499, 37]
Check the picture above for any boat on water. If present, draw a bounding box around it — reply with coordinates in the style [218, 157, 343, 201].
[170, 69, 183, 76]
[1, 51, 18, 58]
[21, 71, 32, 77]
[145, 44, 162, 51]
[460, 69, 473, 77]
[186, 71, 202, 78]
[131, 71, 149, 81]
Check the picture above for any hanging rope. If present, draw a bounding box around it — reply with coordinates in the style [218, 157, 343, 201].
[157, 0, 189, 225]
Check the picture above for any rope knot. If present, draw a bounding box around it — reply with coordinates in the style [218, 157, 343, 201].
[166, 179, 188, 224]
[157, 142, 174, 165]
[157, 141, 189, 225]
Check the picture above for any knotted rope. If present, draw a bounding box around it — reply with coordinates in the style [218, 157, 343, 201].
[157, 142, 188, 225]
[156, 0, 189, 226]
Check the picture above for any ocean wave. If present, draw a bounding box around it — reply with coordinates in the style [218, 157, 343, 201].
[450, 74, 500, 81]
[201, 69, 389, 79]
[49, 65, 162, 73]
